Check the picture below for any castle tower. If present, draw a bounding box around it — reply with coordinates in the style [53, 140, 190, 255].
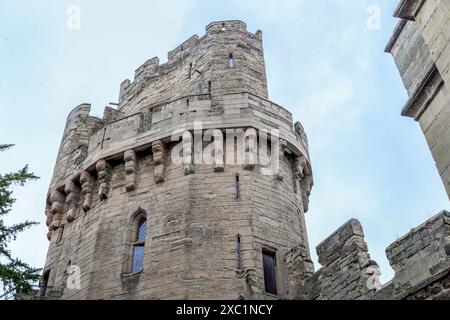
[41, 20, 314, 300]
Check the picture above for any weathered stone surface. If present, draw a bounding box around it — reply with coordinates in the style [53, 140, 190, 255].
[40, 20, 314, 300]
[300, 219, 380, 300]
[386, 0, 450, 200]
[383, 210, 450, 299]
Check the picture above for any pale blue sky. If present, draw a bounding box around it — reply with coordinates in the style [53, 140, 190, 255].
[0, 0, 448, 284]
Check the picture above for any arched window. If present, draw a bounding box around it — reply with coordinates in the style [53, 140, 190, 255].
[131, 217, 147, 273]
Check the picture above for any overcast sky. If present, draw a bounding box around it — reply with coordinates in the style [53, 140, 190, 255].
[1, 0, 449, 285]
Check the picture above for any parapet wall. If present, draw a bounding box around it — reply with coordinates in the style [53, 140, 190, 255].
[118, 20, 268, 116]
[304, 211, 450, 300]
[376, 210, 450, 300]
[301, 219, 380, 300]
[49, 104, 104, 188]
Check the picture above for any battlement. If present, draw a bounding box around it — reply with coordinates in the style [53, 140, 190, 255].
[205, 20, 247, 33]
[302, 219, 379, 300]
[316, 219, 366, 266]
[385, 211, 449, 294]
[118, 20, 268, 115]
[167, 35, 200, 63]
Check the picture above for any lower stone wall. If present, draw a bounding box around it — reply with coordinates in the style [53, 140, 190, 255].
[375, 210, 450, 300]
[302, 211, 449, 301]
[300, 219, 380, 300]
[404, 271, 450, 300]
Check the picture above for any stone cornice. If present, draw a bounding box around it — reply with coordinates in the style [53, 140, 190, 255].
[393, 0, 425, 20]
[401, 65, 444, 120]
[385, 19, 407, 53]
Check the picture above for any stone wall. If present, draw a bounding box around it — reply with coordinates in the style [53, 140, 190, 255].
[40, 20, 315, 300]
[299, 211, 449, 301]
[300, 219, 380, 300]
[386, 0, 450, 199]
[374, 210, 450, 300]
[118, 20, 268, 116]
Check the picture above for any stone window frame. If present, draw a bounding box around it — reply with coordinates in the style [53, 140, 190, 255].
[261, 246, 278, 297]
[125, 208, 148, 275]
[40, 269, 51, 297]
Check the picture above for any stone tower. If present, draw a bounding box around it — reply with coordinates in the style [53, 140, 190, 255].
[41, 20, 314, 300]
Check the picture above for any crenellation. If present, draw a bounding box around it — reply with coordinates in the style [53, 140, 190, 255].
[167, 35, 200, 63]
[205, 20, 248, 34]
[301, 219, 380, 300]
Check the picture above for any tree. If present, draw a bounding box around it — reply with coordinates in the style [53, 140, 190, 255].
[0, 144, 41, 298]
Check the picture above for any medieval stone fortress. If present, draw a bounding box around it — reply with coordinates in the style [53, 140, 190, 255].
[39, 0, 449, 300]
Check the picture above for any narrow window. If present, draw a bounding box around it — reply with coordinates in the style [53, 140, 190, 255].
[208, 81, 212, 93]
[189, 62, 193, 79]
[57, 226, 64, 243]
[228, 53, 235, 68]
[65, 260, 72, 273]
[263, 250, 277, 295]
[187, 99, 190, 107]
[131, 217, 147, 273]
[236, 235, 243, 270]
[235, 174, 241, 200]
[40, 270, 50, 297]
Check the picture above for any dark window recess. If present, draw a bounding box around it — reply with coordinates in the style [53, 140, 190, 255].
[263, 251, 277, 295]
[132, 217, 147, 273]
[228, 53, 235, 68]
[65, 260, 72, 273]
[57, 226, 64, 243]
[187, 99, 190, 107]
[235, 175, 241, 200]
[208, 81, 212, 93]
[40, 270, 50, 297]
[237, 236, 243, 270]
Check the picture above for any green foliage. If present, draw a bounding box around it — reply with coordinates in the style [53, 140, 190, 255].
[0, 144, 41, 296]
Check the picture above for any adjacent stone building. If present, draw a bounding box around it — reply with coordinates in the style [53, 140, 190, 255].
[38, 5, 449, 300]
[299, 0, 450, 301]
[385, 0, 450, 199]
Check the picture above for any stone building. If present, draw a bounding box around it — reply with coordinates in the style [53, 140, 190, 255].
[39, 8, 449, 300]
[41, 20, 315, 300]
[385, 0, 450, 199]
[298, 0, 450, 300]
